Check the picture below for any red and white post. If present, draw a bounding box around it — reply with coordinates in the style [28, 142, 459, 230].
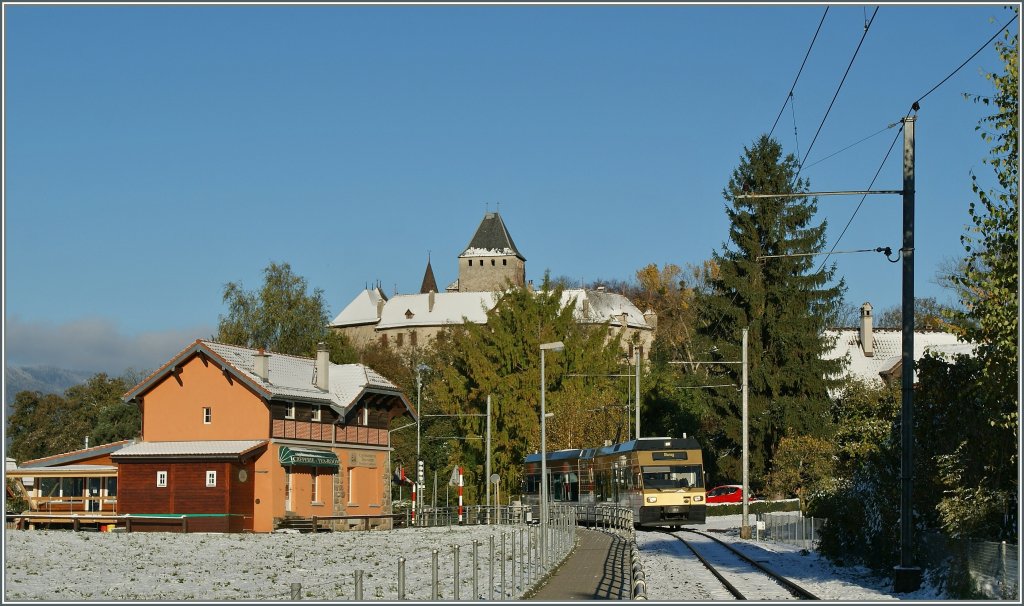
[458, 466, 464, 524]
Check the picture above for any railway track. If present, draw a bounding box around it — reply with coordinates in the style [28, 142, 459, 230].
[662, 527, 820, 600]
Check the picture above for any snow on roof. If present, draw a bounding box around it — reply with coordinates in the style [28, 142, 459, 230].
[202, 341, 403, 411]
[823, 328, 974, 389]
[112, 440, 267, 458]
[561, 289, 649, 328]
[459, 212, 525, 261]
[330, 287, 387, 326]
[334, 288, 653, 331]
[375, 292, 496, 329]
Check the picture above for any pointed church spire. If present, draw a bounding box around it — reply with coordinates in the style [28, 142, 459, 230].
[420, 253, 439, 294]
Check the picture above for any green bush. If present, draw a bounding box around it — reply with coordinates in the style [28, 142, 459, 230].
[706, 499, 801, 517]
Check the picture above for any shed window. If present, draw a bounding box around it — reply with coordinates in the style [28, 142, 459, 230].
[206, 471, 217, 487]
[156, 471, 168, 488]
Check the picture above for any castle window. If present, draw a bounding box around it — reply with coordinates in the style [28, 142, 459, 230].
[491, 259, 495, 266]
[397, 333, 404, 346]
[503, 259, 507, 266]
[411, 331, 418, 347]
[467, 260, 472, 267]
[380, 334, 388, 347]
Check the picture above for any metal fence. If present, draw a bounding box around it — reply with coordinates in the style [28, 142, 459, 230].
[270, 505, 579, 600]
[753, 511, 826, 551]
[918, 531, 1019, 600]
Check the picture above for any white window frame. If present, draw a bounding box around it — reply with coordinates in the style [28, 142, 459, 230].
[203, 407, 212, 424]
[206, 470, 217, 488]
[311, 405, 321, 422]
[285, 402, 296, 420]
[156, 471, 168, 488]
[361, 405, 369, 426]
[311, 468, 319, 503]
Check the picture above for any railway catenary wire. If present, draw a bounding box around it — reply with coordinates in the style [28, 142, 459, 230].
[660, 527, 821, 600]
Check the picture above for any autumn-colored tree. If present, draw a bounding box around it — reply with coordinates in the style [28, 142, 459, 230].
[766, 434, 836, 514]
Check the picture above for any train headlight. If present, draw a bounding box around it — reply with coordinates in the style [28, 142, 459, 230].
[693, 496, 704, 502]
[646, 496, 657, 503]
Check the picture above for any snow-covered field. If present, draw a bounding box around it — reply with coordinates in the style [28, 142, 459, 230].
[4, 515, 947, 602]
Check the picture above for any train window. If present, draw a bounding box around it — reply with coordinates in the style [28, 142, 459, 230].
[641, 465, 703, 489]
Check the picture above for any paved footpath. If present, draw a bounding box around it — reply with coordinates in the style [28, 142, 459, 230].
[527, 529, 631, 600]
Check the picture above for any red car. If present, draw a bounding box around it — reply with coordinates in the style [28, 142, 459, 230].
[705, 484, 758, 504]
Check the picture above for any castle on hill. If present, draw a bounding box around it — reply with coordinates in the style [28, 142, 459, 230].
[329, 211, 656, 357]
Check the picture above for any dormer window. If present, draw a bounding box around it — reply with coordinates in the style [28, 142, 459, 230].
[405, 309, 414, 319]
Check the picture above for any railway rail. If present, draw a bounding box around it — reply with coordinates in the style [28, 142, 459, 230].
[663, 527, 820, 600]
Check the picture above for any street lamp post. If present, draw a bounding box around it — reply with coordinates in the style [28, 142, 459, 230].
[539, 340, 564, 569]
[415, 364, 430, 523]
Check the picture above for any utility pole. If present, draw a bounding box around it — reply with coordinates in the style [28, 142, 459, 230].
[734, 113, 921, 592]
[635, 349, 641, 440]
[740, 328, 750, 539]
[485, 395, 492, 510]
[894, 115, 922, 593]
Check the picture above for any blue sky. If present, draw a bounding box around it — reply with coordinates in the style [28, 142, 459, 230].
[3, 3, 1016, 374]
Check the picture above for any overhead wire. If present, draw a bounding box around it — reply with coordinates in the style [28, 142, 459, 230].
[816, 10, 1019, 271]
[768, 7, 829, 140]
[795, 6, 879, 182]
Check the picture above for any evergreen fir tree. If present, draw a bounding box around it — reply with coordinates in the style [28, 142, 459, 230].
[697, 135, 845, 481]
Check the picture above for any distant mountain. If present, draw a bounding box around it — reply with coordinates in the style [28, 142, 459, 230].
[4, 365, 95, 408]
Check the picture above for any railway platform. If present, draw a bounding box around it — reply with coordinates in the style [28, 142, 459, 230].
[526, 529, 632, 600]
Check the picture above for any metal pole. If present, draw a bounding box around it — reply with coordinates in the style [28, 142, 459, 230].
[894, 114, 922, 592]
[454, 544, 461, 600]
[486, 395, 492, 511]
[741, 327, 750, 538]
[431, 549, 439, 600]
[398, 557, 406, 600]
[635, 349, 641, 439]
[540, 348, 548, 568]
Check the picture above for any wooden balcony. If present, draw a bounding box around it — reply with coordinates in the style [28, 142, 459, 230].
[272, 420, 387, 446]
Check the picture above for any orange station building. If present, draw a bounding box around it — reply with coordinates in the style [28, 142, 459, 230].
[112, 339, 413, 532]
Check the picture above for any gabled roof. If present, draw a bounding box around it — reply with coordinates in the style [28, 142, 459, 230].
[330, 287, 387, 326]
[112, 440, 267, 460]
[460, 212, 525, 261]
[123, 340, 412, 419]
[823, 328, 974, 391]
[18, 440, 135, 468]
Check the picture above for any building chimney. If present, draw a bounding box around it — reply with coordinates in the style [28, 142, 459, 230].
[254, 348, 270, 381]
[84, 436, 89, 449]
[527, 280, 534, 292]
[620, 312, 629, 328]
[643, 309, 658, 330]
[860, 302, 874, 357]
[315, 342, 330, 391]
[596, 285, 606, 292]
[428, 290, 435, 313]
[377, 298, 385, 320]
[582, 298, 590, 317]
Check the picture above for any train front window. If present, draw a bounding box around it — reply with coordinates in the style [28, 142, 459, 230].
[641, 465, 703, 490]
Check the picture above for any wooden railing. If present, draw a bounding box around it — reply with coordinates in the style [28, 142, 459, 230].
[271, 420, 387, 446]
[28, 496, 117, 513]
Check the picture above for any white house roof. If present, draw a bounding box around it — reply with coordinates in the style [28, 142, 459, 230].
[561, 289, 649, 329]
[112, 440, 267, 459]
[202, 341, 404, 410]
[823, 328, 975, 389]
[376, 292, 496, 329]
[124, 340, 411, 418]
[330, 287, 387, 326]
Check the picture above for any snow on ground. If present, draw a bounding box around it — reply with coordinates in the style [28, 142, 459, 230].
[636, 513, 948, 602]
[5, 516, 948, 602]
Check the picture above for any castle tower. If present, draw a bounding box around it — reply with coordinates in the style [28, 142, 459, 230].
[457, 211, 526, 292]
